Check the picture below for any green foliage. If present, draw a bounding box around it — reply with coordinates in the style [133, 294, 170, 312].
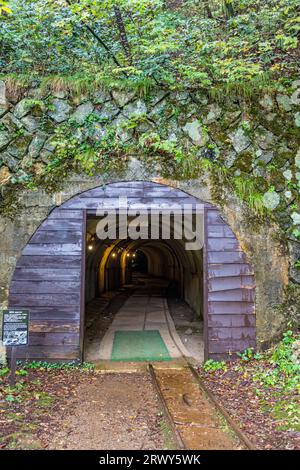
[233, 176, 268, 216]
[0, 366, 10, 376]
[38, 73, 155, 98]
[202, 331, 300, 433]
[15, 369, 28, 376]
[138, 131, 185, 162]
[21, 360, 95, 371]
[0, 1, 11, 15]
[21, 111, 131, 193]
[268, 399, 300, 431]
[237, 347, 262, 362]
[0, 0, 298, 91]
[203, 359, 227, 372]
[5, 394, 22, 403]
[254, 331, 300, 390]
[0, 1, 298, 230]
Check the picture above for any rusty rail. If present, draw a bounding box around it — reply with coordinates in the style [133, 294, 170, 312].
[188, 364, 257, 450]
[149, 362, 256, 451]
[148, 364, 186, 450]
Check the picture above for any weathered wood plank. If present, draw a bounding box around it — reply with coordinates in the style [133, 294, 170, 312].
[47, 209, 83, 219]
[206, 210, 225, 225]
[208, 314, 256, 328]
[208, 327, 256, 341]
[38, 219, 82, 231]
[141, 190, 193, 199]
[80, 181, 155, 190]
[28, 332, 80, 346]
[10, 280, 81, 294]
[207, 264, 254, 278]
[208, 289, 255, 302]
[208, 339, 256, 354]
[12, 268, 81, 282]
[8, 345, 80, 360]
[207, 251, 247, 263]
[30, 231, 82, 244]
[26, 307, 80, 321]
[80, 187, 195, 199]
[63, 197, 199, 210]
[80, 188, 142, 198]
[209, 352, 241, 361]
[29, 320, 80, 333]
[207, 225, 235, 238]
[208, 301, 255, 314]
[101, 181, 147, 188]
[208, 275, 255, 292]
[87, 207, 197, 216]
[207, 238, 241, 251]
[22, 243, 82, 256]
[9, 293, 80, 307]
[16, 255, 81, 269]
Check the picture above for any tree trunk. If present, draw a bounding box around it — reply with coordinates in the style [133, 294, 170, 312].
[223, 0, 234, 18]
[203, 1, 213, 19]
[113, 6, 132, 65]
[165, 0, 184, 10]
[65, 0, 124, 70]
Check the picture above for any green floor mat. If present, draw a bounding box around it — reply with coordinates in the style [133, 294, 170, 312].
[111, 330, 172, 362]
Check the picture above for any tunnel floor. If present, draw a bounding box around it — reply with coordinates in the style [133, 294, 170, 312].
[84, 276, 204, 363]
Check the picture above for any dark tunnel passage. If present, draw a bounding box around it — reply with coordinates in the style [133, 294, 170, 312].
[84, 217, 204, 363]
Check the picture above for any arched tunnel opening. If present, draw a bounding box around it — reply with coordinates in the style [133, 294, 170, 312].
[84, 216, 204, 363]
[7, 180, 256, 363]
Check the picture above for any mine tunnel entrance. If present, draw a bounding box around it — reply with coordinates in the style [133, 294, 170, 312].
[84, 216, 204, 363]
[8, 180, 256, 362]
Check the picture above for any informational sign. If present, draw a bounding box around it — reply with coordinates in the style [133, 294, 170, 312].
[2, 309, 29, 346]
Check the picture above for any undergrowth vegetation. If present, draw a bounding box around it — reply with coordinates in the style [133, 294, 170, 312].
[0, 0, 299, 92]
[201, 330, 300, 436]
[0, 361, 95, 449]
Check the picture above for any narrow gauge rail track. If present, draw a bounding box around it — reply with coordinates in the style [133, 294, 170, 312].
[149, 297, 257, 449]
[148, 362, 256, 451]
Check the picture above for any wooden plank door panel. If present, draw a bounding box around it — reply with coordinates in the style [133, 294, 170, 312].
[8, 208, 85, 361]
[204, 207, 256, 361]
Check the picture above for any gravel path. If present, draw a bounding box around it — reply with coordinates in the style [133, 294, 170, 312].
[48, 373, 168, 450]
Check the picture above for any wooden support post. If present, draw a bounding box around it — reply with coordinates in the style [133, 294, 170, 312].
[9, 346, 17, 387]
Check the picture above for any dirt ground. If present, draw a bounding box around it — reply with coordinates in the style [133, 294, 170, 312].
[2, 360, 297, 450]
[200, 363, 300, 450]
[0, 369, 172, 450]
[45, 373, 169, 450]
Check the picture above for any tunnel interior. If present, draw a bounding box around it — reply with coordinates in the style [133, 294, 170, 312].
[84, 216, 204, 363]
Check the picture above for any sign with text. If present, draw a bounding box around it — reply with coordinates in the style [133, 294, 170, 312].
[2, 309, 29, 346]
